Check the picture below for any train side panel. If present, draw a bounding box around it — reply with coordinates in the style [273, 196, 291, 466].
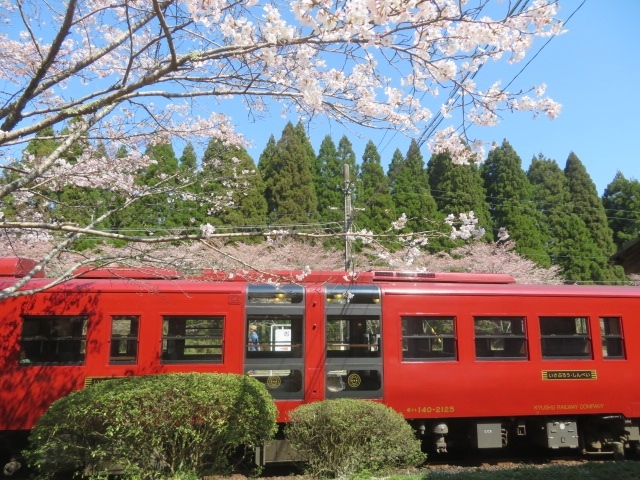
[0, 281, 247, 431]
[380, 284, 640, 452]
[4, 266, 640, 461]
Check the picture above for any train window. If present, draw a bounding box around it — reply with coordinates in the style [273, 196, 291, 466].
[401, 316, 456, 361]
[20, 315, 88, 365]
[325, 285, 381, 304]
[474, 316, 527, 360]
[161, 316, 223, 363]
[326, 369, 382, 396]
[110, 316, 139, 364]
[539, 316, 591, 359]
[246, 314, 303, 358]
[246, 369, 303, 399]
[326, 315, 381, 358]
[248, 285, 303, 304]
[600, 317, 625, 359]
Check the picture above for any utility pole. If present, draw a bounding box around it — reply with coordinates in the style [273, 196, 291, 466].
[343, 164, 353, 272]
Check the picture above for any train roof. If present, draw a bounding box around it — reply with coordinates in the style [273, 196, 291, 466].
[0, 257, 516, 285]
[1, 257, 640, 299]
[196, 269, 517, 285]
[0, 257, 44, 278]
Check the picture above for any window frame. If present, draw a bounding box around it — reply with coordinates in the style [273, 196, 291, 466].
[245, 284, 306, 400]
[539, 316, 592, 359]
[161, 315, 224, 364]
[324, 285, 383, 399]
[401, 316, 457, 362]
[326, 314, 381, 359]
[600, 316, 625, 359]
[20, 315, 88, 365]
[474, 316, 527, 360]
[109, 315, 140, 365]
[245, 313, 304, 359]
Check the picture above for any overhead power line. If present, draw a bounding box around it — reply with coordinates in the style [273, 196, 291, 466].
[416, 0, 588, 150]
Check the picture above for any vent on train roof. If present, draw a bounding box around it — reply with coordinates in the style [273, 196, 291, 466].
[374, 271, 394, 277]
[371, 270, 515, 284]
[396, 271, 436, 279]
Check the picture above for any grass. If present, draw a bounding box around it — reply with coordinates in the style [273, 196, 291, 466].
[378, 461, 640, 480]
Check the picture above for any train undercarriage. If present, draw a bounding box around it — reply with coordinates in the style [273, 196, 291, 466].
[5, 416, 640, 473]
[414, 415, 640, 459]
[256, 414, 640, 465]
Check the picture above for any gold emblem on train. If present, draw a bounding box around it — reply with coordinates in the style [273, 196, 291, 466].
[266, 376, 282, 389]
[347, 373, 361, 388]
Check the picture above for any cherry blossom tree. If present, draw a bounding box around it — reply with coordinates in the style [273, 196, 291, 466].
[4, 238, 563, 285]
[0, 0, 563, 296]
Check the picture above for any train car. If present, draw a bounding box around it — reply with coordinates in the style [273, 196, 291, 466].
[1, 257, 640, 468]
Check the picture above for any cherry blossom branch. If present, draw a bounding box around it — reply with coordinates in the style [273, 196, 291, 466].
[0, 0, 565, 296]
[1, 0, 78, 132]
[0, 103, 116, 198]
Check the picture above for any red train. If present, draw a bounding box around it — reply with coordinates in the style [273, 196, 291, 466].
[1, 256, 640, 466]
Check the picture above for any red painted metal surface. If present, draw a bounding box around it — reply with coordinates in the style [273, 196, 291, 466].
[1, 257, 639, 438]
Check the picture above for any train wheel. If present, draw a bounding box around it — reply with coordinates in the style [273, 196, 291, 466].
[611, 442, 625, 461]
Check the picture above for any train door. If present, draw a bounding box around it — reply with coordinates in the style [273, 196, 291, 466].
[244, 284, 305, 400]
[324, 285, 383, 399]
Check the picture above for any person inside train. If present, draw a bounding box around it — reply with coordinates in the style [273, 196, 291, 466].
[248, 325, 260, 351]
[18, 350, 31, 365]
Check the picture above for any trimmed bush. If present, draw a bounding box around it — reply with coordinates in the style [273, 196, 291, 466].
[25, 373, 278, 479]
[285, 399, 425, 478]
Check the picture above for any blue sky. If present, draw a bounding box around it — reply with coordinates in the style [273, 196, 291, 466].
[237, 1, 638, 196]
[6, 2, 634, 196]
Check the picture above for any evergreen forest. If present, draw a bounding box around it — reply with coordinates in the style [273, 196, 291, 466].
[5, 122, 640, 285]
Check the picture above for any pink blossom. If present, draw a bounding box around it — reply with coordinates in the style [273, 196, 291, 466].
[0, 0, 564, 295]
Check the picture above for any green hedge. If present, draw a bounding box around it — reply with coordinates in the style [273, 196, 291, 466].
[285, 399, 426, 478]
[25, 373, 278, 479]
